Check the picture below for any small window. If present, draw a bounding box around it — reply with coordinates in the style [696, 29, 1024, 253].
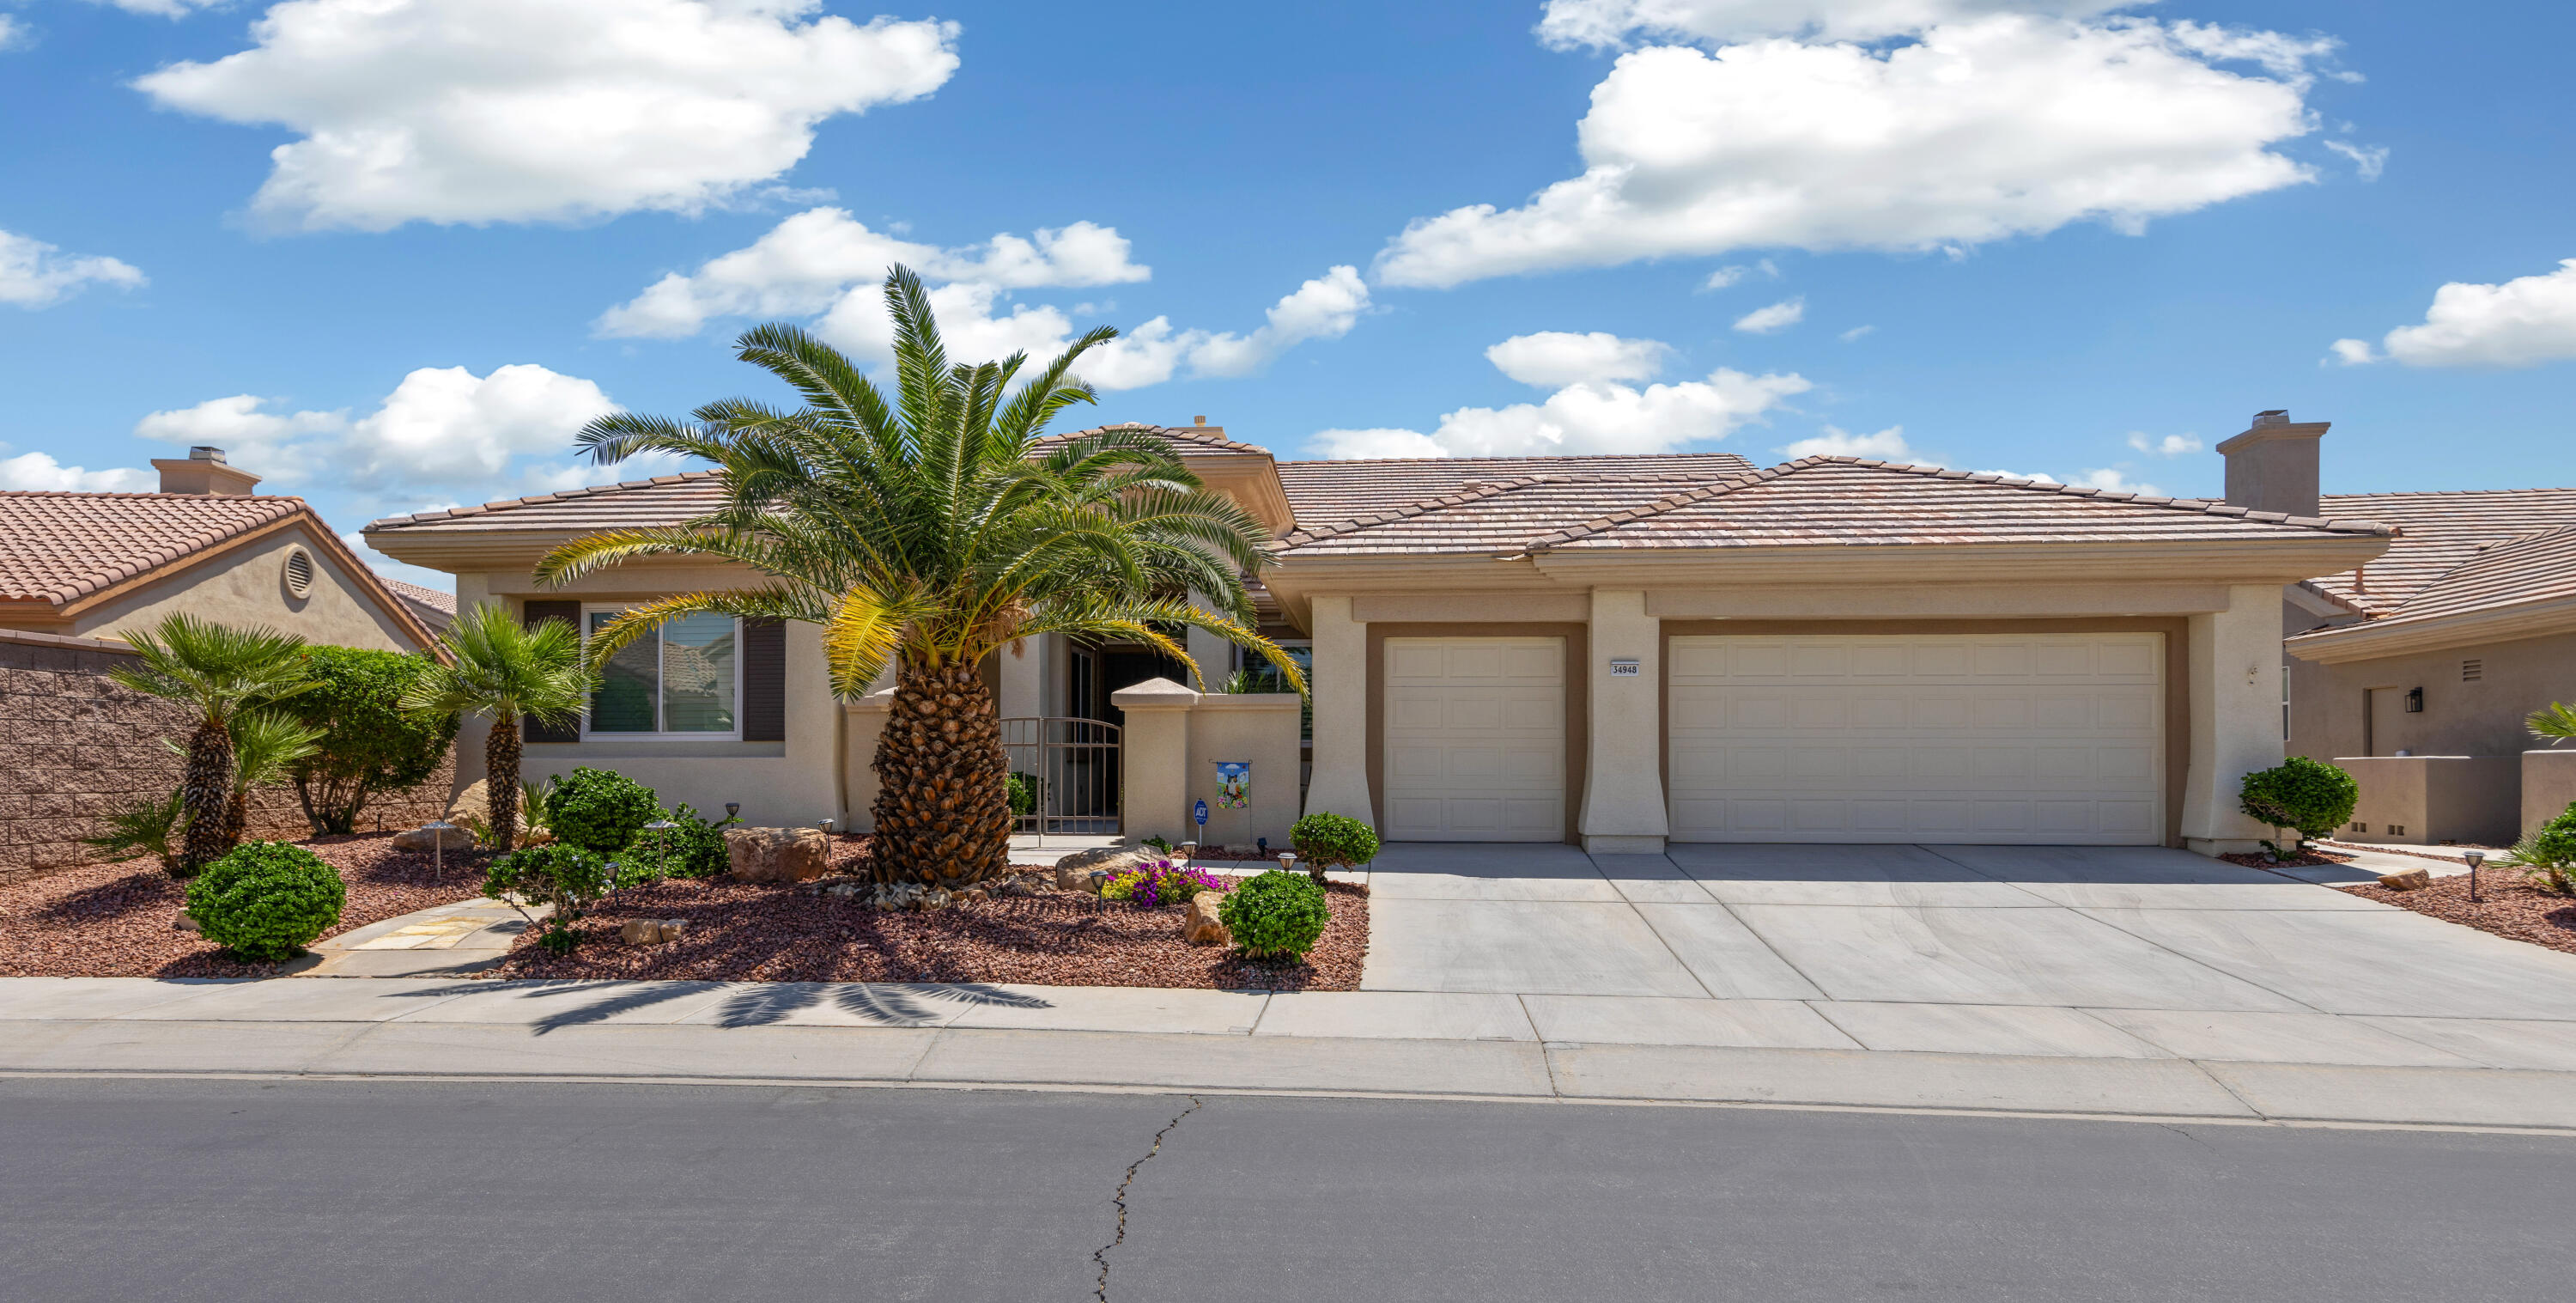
[2351, 822, 2368, 834]
[2388, 824, 2407, 837]
[2462, 659, 2483, 683]
[281, 545, 316, 599]
[584, 608, 739, 738]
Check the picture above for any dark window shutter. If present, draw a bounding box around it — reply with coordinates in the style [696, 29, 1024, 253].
[521, 600, 583, 743]
[742, 618, 786, 742]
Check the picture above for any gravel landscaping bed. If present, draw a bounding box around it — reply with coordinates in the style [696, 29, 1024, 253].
[2340, 870, 2576, 958]
[492, 874, 1369, 990]
[2219, 848, 2357, 869]
[0, 834, 493, 978]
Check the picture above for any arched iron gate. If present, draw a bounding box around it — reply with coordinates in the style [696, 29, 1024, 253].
[999, 717, 1122, 836]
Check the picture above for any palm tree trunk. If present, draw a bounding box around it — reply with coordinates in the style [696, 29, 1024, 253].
[871, 656, 1010, 888]
[487, 711, 523, 851]
[222, 790, 250, 850]
[178, 719, 235, 875]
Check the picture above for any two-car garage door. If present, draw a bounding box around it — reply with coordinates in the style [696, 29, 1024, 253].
[1667, 634, 2163, 844]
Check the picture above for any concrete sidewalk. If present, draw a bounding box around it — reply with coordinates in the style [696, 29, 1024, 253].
[9, 977, 2576, 1131]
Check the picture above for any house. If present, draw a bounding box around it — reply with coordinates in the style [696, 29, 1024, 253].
[2227, 415, 2576, 845]
[364, 417, 2388, 858]
[0, 446, 436, 652]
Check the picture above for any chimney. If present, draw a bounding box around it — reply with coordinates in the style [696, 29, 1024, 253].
[2215, 410, 2327, 518]
[150, 446, 263, 496]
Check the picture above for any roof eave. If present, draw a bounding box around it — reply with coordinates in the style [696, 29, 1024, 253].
[1523, 536, 2391, 584]
[2286, 594, 2576, 663]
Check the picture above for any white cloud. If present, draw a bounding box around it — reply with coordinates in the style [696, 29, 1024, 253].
[1485, 332, 1672, 387]
[136, 363, 622, 492]
[2324, 139, 2387, 181]
[0, 448, 155, 492]
[1733, 296, 1804, 333]
[1316, 338, 1808, 460]
[0, 228, 146, 308]
[1184, 265, 1373, 378]
[2069, 466, 2161, 496]
[1702, 264, 1747, 289]
[1537, 0, 2136, 47]
[2125, 431, 2202, 456]
[1377, 15, 2329, 288]
[0, 15, 27, 50]
[1778, 423, 1913, 460]
[2332, 259, 2576, 368]
[134, 0, 961, 231]
[1838, 324, 1874, 341]
[82, 0, 227, 15]
[596, 209, 1151, 338]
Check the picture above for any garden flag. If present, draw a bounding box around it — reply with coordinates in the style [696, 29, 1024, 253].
[1214, 760, 1251, 808]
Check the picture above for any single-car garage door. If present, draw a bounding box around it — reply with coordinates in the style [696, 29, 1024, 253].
[1668, 633, 2162, 843]
[1383, 636, 1565, 841]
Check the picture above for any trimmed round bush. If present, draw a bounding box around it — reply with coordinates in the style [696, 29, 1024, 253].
[1218, 869, 1331, 960]
[185, 841, 346, 961]
[2533, 804, 2576, 867]
[545, 766, 660, 855]
[1291, 811, 1379, 874]
[2239, 757, 2359, 843]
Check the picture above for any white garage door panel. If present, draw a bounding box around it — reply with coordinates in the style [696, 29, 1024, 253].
[1382, 636, 1564, 841]
[1669, 634, 2163, 844]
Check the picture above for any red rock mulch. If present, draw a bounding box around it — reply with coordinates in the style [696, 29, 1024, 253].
[0, 834, 492, 978]
[2219, 848, 2357, 870]
[493, 874, 1369, 990]
[2340, 868, 2576, 958]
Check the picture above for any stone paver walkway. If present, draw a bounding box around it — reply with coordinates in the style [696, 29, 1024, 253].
[298, 899, 547, 977]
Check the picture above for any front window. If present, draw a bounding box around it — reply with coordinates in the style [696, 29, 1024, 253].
[585, 608, 739, 737]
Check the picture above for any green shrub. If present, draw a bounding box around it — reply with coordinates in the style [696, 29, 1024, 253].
[81, 788, 186, 878]
[185, 841, 345, 960]
[1218, 869, 1331, 959]
[620, 803, 733, 880]
[1291, 811, 1378, 880]
[277, 646, 459, 836]
[2508, 804, 2576, 894]
[2238, 757, 2360, 853]
[544, 767, 659, 855]
[1007, 771, 1037, 817]
[485, 843, 615, 952]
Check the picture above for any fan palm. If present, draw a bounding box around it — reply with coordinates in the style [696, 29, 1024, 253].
[110, 614, 316, 874]
[400, 603, 596, 850]
[2530, 701, 2576, 747]
[218, 710, 324, 848]
[537, 265, 1305, 888]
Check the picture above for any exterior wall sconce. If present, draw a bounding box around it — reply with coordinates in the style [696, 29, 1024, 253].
[2403, 687, 2424, 713]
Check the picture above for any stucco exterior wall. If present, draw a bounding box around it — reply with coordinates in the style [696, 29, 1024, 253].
[2335, 755, 2520, 846]
[63, 522, 422, 652]
[2526, 750, 2576, 840]
[2291, 630, 2576, 762]
[1111, 682, 1302, 849]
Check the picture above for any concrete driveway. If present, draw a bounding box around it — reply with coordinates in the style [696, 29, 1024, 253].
[1358, 842, 2576, 1069]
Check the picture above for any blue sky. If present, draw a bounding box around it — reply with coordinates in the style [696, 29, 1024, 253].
[3, 1, 2571, 592]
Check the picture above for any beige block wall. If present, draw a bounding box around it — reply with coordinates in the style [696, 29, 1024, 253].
[2335, 756, 2520, 846]
[2291, 630, 2576, 763]
[65, 522, 422, 652]
[2527, 750, 2576, 839]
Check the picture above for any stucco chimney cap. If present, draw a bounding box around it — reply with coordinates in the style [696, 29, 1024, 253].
[2251, 409, 2290, 427]
[189, 446, 228, 462]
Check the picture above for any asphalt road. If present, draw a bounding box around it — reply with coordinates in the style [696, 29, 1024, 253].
[2, 1076, 2568, 1302]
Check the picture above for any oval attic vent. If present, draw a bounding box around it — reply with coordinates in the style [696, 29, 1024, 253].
[283, 546, 317, 599]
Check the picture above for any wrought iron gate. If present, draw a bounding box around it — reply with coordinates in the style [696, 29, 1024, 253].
[999, 717, 1122, 837]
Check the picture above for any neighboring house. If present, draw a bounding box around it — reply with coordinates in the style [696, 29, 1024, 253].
[380, 578, 459, 636]
[365, 419, 2384, 857]
[0, 446, 435, 652]
[2221, 415, 2576, 843]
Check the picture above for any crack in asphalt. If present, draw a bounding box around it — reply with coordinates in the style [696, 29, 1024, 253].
[1092, 1095, 1203, 1301]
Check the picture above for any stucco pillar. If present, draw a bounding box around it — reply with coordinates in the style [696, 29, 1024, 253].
[997, 636, 1048, 719]
[1184, 612, 1230, 691]
[1301, 594, 1375, 828]
[1579, 588, 1668, 854]
[447, 574, 495, 799]
[2181, 583, 2287, 855]
[1113, 678, 1197, 846]
[781, 620, 840, 826]
[841, 687, 894, 831]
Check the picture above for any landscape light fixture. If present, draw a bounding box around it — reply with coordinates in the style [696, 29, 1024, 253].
[643, 818, 677, 880]
[1179, 841, 1197, 869]
[420, 819, 459, 883]
[1278, 850, 1297, 876]
[2464, 849, 2486, 904]
[725, 802, 740, 820]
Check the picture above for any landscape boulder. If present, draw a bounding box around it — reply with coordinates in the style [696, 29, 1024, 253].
[392, 823, 476, 853]
[1183, 892, 1230, 946]
[447, 778, 491, 826]
[2378, 867, 2433, 892]
[619, 918, 690, 946]
[725, 827, 830, 883]
[1054, 846, 1143, 892]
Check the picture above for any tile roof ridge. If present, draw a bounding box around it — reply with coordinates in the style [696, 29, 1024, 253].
[0, 487, 301, 507]
[365, 467, 723, 530]
[1279, 476, 1557, 546]
[1516, 463, 1790, 553]
[2389, 521, 2576, 607]
[1041, 421, 1273, 454]
[2324, 485, 2576, 499]
[1276, 450, 1753, 469]
[1815, 455, 2395, 536]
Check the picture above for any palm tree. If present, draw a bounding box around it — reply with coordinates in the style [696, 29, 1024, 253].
[537, 265, 1305, 889]
[110, 614, 315, 874]
[2531, 701, 2576, 747]
[218, 710, 324, 848]
[400, 603, 595, 850]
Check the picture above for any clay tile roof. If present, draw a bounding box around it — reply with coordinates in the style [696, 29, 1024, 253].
[1276, 451, 1757, 529]
[1032, 422, 1275, 456]
[0, 490, 308, 606]
[2305, 487, 2576, 615]
[363, 471, 730, 534]
[1276, 458, 2389, 557]
[380, 577, 458, 633]
[2320, 525, 2576, 632]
